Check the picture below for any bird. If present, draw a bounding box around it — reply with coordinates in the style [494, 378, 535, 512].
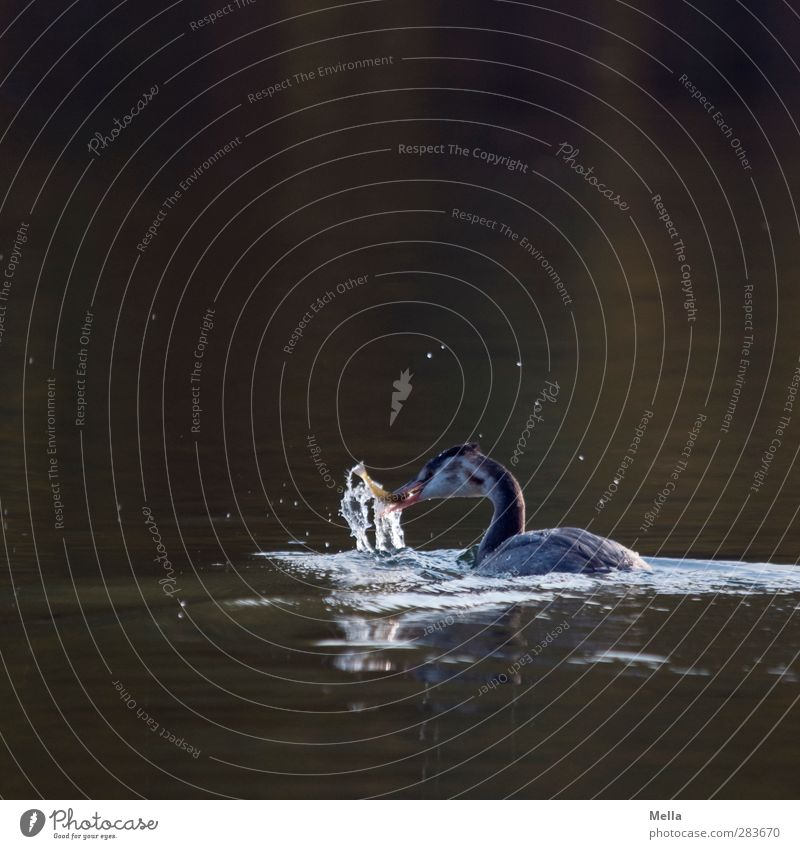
[384, 443, 649, 576]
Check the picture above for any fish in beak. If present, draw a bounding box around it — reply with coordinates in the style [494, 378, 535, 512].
[382, 479, 426, 513]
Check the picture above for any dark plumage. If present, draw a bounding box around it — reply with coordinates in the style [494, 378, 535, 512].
[474, 526, 647, 576]
[389, 443, 649, 577]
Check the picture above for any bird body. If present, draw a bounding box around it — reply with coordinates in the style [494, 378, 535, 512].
[474, 526, 647, 576]
[386, 442, 648, 576]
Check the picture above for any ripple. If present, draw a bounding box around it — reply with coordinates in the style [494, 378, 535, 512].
[260, 549, 800, 616]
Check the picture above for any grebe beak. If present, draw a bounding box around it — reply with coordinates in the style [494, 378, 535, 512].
[382, 479, 426, 513]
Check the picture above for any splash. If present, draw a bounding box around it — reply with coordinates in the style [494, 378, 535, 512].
[339, 465, 405, 552]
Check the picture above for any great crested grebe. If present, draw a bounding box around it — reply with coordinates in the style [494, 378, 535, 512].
[385, 443, 649, 576]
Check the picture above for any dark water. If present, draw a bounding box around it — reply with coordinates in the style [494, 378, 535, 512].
[4, 519, 800, 798]
[2, 0, 800, 799]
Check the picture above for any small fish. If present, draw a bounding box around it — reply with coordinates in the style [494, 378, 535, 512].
[352, 463, 391, 500]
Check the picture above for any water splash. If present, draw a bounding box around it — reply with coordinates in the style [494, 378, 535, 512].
[339, 466, 405, 552]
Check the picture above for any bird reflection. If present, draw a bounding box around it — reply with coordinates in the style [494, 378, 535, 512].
[324, 606, 572, 691]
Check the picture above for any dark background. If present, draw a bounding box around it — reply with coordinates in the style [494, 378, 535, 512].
[1, 0, 799, 799]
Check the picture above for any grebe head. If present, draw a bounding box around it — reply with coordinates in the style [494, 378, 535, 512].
[385, 443, 492, 512]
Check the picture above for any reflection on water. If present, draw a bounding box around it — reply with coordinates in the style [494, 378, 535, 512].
[5, 537, 800, 798]
[265, 548, 800, 685]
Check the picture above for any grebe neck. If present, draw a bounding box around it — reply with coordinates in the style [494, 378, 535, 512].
[476, 459, 525, 564]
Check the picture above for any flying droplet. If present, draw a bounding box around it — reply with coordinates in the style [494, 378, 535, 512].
[516, 361, 522, 367]
[426, 352, 433, 359]
[579, 454, 584, 461]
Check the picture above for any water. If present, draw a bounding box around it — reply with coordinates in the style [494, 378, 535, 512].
[203, 545, 800, 798]
[339, 466, 405, 552]
[5, 482, 800, 799]
[3, 2, 800, 800]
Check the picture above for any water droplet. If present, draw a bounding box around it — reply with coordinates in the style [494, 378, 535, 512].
[225, 512, 231, 518]
[426, 352, 432, 359]
[516, 361, 522, 367]
[177, 612, 184, 619]
[28, 357, 34, 364]
[578, 454, 584, 461]
[440, 345, 445, 350]
[293, 500, 298, 506]
[325, 542, 330, 548]
[179, 600, 186, 607]
[151, 313, 156, 320]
